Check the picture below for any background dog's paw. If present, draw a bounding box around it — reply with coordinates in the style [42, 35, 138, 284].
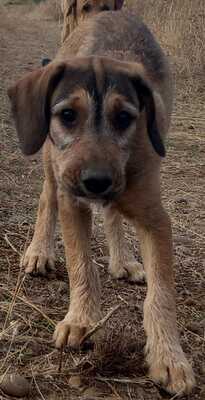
[22, 243, 55, 276]
[109, 261, 145, 283]
[53, 319, 91, 349]
[149, 355, 195, 395]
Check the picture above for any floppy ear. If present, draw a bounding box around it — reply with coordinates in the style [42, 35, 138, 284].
[132, 77, 166, 157]
[8, 63, 65, 155]
[114, 0, 124, 10]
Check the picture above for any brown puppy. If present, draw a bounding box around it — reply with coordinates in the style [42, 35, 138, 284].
[42, 0, 143, 285]
[45, 0, 132, 281]
[8, 10, 195, 395]
[61, 0, 124, 42]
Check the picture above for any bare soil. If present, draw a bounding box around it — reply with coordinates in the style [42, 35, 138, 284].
[0, 3, 205, 399]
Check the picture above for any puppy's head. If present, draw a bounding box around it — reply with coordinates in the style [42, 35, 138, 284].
[65, 0, 124, 20]
[8, 57, 166, 203]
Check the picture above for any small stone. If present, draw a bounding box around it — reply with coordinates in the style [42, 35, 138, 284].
[0, 374, 30, 398]
[68, 375, 83, 390]
[83, 386, 102, 398]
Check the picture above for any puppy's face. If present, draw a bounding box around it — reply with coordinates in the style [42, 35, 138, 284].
[77, 0, 116, 18]
[8, 57, 165, 204]
[66, 0, 124, 20]
[50, 67, 141, 201]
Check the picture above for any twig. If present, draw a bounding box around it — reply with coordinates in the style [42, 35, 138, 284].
[31, 367, 46, 400]
[170, 391, 184, 400]
[0, 325, 17, 372]
[4, 233, 21, 255]
[117, 295, 129, 306]
[178, 321, 205, 342]
[3, 227, 31, 329]
[3, 274, 26, 330]
[80, 304, 121, 344]
[103, 379, 123, 399]
[1, 286, 56, 328]
[1, 333, 53, 345]
[96, 376, 149, 385]
[0, 320, 19, 340]
[58, 347, 64, 373]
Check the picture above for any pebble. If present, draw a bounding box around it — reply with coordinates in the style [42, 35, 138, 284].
[68, 375, 84, 390]
[83, 386, 102, 398]
[0, 374, 30, 398]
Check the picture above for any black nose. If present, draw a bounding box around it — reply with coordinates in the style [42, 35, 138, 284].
[80, 169, 113, 196]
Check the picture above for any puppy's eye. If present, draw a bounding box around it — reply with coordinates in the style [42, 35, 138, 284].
[100, 5, 110, 11]
[82, 3, 92, 12]
[60, 109, 78, 126]
[115, 111, 135, 130]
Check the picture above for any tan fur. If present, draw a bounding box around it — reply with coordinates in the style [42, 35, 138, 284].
[22, 143, 58, 274]
[8, 10, 195, 395]
[104, 207, 145, 282]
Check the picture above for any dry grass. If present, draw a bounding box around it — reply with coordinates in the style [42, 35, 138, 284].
[33, 0, 62, 22]
[128, 0, 205, 95]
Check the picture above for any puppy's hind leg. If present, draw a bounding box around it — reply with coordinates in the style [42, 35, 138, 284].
[104, 207, 145, 283]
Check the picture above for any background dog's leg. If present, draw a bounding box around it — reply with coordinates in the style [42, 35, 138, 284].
[104, 207, 145, 282]
[54, 193, 101, 349]
[22, 145, 57, 275]
[134, 206, 195, 394]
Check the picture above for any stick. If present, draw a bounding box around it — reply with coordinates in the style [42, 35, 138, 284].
[80, 304, 121, 344]
[1, 286, 56, 328]
[58, 347, 64, 373]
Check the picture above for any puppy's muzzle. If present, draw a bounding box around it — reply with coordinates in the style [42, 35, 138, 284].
[79, 168, 114, 199]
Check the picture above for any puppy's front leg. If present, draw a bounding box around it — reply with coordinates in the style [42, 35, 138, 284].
[54, 192, 101, 349]
[22, 143, 57, 275]
[136, 206, 195, 394]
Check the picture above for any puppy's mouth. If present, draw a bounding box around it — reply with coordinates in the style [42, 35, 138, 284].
[72, 186, 122, 204]
[64, 181, 124, 205]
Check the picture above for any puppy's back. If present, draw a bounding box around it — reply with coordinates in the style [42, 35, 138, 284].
[57, 10, 173, 119]
[59, 12, 167, 76]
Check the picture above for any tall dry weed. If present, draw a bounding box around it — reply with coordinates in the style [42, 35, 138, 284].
[128, 0, 205, 94]
[36, 0, 62, 22]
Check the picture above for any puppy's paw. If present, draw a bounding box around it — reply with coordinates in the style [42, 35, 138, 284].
[53, 316, 96, 349]
[22, 242, 55, 276]
[109, 260, 145, 283]
[148, 351, 195, 395]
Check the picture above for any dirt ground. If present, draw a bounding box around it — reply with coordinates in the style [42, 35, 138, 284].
[0, 3, 205, 400]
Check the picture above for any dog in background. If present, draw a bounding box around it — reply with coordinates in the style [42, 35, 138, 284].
[8, 9, 195, 395]
[61, 0, 124, 42]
